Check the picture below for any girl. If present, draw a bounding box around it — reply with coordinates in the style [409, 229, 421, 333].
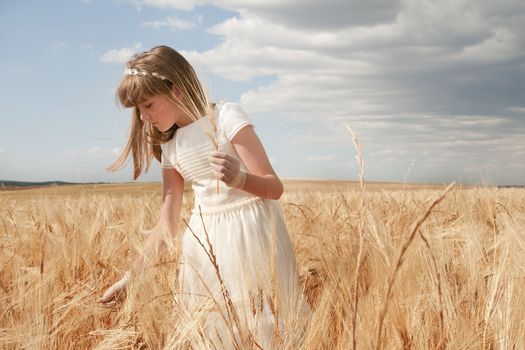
[99, 45, 309, 349]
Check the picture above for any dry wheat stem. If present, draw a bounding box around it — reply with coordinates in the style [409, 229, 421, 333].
[182, 218, 242, 349]
[188, 206, 262, 349]
[346, 125, 366, 350]
[268, 202, 283, 348]
[203, 104, 220, 195]
[418, 229, 446, 349]
[375, 182, 456, 350]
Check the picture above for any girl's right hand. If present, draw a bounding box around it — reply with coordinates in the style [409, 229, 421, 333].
[99, 271, 131, 308]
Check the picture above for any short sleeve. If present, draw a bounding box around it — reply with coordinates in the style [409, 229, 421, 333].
[160, 141, 175, 169]
[218, 102, 255, 141]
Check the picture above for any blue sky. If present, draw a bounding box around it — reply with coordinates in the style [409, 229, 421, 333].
[1, 0, 524, 185]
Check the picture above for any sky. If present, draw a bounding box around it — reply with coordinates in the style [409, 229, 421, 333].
[0, 0, 524, 186]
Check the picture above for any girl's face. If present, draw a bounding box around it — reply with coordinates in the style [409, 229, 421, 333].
[137, 93, 187, 132]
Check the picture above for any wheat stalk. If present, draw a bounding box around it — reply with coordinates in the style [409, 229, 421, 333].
[345, 124, 366, 350]
[418, 229, 446, 349]
[375, 182, 455, 350]
[267, 201, 282, 347]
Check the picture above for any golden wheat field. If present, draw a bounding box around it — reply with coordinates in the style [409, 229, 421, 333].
[1, 180, 524, 349]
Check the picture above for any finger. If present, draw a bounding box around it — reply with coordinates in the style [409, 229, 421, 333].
[209, 156, 232, 167]
[99, 288, 113, 301]
[212, 164, 235, 179]
[209, 151, 235, 164]
[99, 295, 113, 304]
[99, 290, 115, 303]
[212, 169, 224, 180]
[101, 300, 117, 308]
[210, 150, 228, 158]
[219, 152, 234, 163]
[210, 163, 230, 172]
[209, 163, 220, 172]
[210, 159, 233, 171]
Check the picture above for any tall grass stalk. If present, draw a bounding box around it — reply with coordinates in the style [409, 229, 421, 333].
[345, 125, 366, 350]
[375, 182, 455, 350]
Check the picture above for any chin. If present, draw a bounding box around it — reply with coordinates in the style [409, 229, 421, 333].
[155, 125, 168, 132]
[156, 123, 175, 132]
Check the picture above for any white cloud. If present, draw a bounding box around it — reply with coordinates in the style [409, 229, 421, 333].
[130, 0, 401, 28]
[131, 0, 525, 184]
[507, 106, 525, 114]
[177, 1, 524, 121]
[127, 0, 205, 10]
[100, 43, 142, 63]
[142, 15, 203, 30]
[453, 28, 521, 63]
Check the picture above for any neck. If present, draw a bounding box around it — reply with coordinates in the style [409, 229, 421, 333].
[176, 113, 199, 128]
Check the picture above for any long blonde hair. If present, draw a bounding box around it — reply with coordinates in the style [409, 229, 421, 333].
[108, 45, 214, 180]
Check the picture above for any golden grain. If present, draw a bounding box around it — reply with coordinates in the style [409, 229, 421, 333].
[1, 181, 524, 349]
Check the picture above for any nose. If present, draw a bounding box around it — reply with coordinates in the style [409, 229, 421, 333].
[139, 110, 149, 121]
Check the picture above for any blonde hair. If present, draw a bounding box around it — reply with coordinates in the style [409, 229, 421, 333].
[108, 45, 214, 180]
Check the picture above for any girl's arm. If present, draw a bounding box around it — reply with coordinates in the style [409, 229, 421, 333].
[156, 167, 185, 237]
[210, 125, 284, 200]
[99, 167, 184, 306]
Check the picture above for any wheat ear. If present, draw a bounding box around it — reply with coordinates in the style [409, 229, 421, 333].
[418, 229, 446, 349]
[374, 182, 455, 350]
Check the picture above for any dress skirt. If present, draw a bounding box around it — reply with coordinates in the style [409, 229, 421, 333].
[173, 196, 309, 349]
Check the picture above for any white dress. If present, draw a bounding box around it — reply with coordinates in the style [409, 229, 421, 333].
[160, 102, 309, 349]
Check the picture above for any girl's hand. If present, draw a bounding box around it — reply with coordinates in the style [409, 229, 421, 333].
[209, 151, 246, 189]
[99, 271, 131, 308]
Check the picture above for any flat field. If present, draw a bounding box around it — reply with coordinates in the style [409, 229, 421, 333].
[1, 180, 524, 349]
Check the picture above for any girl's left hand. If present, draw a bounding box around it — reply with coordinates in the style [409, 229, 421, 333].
[208, 151, 245, 188]
[99, 271, 131, 308]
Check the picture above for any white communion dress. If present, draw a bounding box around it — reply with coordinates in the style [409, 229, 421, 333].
[160, 102, 310, 349]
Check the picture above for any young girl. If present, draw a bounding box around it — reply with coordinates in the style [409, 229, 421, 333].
[99, 45, 309, 349]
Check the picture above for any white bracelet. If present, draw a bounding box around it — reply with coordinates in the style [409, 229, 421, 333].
[230, 170, 247, 189]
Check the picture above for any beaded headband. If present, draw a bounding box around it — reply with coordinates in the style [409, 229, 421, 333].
[124, 67, 170, 82]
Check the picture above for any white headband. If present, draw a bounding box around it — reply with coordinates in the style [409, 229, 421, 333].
[124, 67, 170, 81]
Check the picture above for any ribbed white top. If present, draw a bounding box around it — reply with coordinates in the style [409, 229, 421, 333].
[160, 102, 256, 209]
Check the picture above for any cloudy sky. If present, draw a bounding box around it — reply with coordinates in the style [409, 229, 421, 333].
[1, 0, 524, 185]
